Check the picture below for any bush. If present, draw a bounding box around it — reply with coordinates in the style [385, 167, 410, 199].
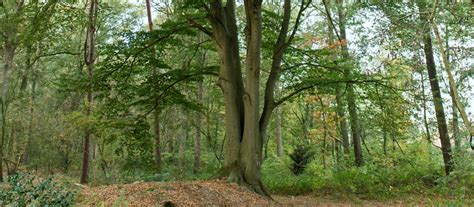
[262, 157, 315, 195]
[0, 173, 76, 206]
[289, 145, 315, 175]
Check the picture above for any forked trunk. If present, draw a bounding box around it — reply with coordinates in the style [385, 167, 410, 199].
[207, 0, 304, 196]
[207, 0, 268, 195]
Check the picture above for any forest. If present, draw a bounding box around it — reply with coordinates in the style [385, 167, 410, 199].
[0, 0, 473, 206]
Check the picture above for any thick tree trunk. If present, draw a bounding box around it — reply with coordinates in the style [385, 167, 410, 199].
[80, 0, 98, 184]
[207, 0, 300, 196]
[207, 0, 266, 195]
[419, 1, 453, 175]
[208, 0, 245, 181]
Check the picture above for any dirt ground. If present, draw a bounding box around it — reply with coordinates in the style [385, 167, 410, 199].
[77, 179, 469, 206]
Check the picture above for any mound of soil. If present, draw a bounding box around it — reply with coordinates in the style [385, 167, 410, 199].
[78, 179, 469, 206]
[79, 179, 275, 206]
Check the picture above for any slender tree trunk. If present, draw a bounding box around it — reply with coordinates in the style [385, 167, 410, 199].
[375, 85, 389, 155]
[419, 1, 453, 175]
[432, 24, 474, 139]
[452, 91, 460, 149]
[80, 0, 98, 184]
[154, 110, 161, 169]
[420, 68, 432, 143]
[193, 32, 207, 173]
[145, 0, 162, 170]
[194, 119, 202, 172]
[21, 47, 36, 165]
[179, 118, 188, 168]
[0, 29, 17, 182]
[168, 130, 174, 153]
[318, 97, 329, 168]
[336, 88, 350, 154]
[324, 0, 350, 154]
[337, 0, 363, 166]
[275, 103, 283, 158]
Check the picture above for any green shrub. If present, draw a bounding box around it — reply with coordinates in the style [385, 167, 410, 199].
[262, 157, 314, 195]
[289, 145, 315, 175]
[0, 173, 76, 207]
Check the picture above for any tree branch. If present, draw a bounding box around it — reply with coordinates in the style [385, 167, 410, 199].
[32, 51, 80, 65]
[286, 0, 312, 46]
[188, 18, 213, 37]
[275, 78, 384, 107]
[322, 0, 342, 41]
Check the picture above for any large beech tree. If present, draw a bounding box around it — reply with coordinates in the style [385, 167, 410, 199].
[191, 0, 310, 194]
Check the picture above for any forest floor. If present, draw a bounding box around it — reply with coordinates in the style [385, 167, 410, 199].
[76, 179, 471, 206]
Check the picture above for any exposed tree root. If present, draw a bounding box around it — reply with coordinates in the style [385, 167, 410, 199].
[211, 165, 272, 199]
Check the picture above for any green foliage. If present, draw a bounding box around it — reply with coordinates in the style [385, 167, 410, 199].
[263, 148, 474, 200]
[119, 151, 221, 183]
[289, 144, 315, 175]
[0, 173, 76, 206]
[262, 158, 314, 195]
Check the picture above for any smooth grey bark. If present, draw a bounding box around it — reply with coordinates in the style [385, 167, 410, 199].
[239, 0, 264, 194]
[208, 0, 245, 182]
[206, 0, 308, 195]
